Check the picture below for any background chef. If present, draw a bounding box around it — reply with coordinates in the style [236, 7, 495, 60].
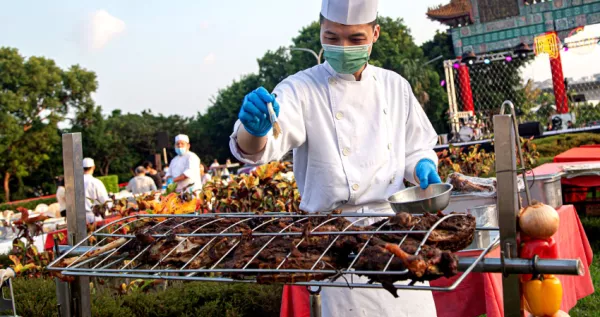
[82, 158, 110, 224]
[229, 0, 442, 316]
[165, 134, 202, 192]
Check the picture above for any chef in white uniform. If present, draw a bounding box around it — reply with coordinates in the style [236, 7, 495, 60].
[230, 0, 442, 316]
[165, 134, 202, 192]
[83, 158, 110, 224]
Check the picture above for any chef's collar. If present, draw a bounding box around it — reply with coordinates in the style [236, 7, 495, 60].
[323, 61, 374, 82]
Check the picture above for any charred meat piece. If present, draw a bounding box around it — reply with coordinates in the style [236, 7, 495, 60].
[449, 173, 495, 193]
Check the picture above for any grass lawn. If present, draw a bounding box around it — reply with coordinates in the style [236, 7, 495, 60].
[569, 216, 600, 317]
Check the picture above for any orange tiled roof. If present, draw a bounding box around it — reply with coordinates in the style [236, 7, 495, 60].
[427, 0, 473, 22]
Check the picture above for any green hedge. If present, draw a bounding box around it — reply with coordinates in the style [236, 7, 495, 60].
[97, 175, 119, 194]
[532, 133, 600, 158]
[0, 278, 282, 317]
[0, 197, 57, 212]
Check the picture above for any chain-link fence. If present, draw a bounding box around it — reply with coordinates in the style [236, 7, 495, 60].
[444, 50, 600, 140]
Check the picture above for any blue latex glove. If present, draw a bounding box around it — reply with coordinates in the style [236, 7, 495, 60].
[415, 159, 442, 189]
[238, 87, 280, 137]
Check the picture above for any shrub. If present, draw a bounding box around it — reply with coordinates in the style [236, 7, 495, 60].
[532, 133, 600, 157]
[0, 278, 282, 317]
[0, 197, 58, 212]
[97, 175, 119, 195]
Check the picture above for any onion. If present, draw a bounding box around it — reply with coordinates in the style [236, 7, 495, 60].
[519, 201, 559, 239]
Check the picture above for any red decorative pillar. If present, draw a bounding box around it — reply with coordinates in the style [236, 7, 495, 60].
[458, 64, 475, 114]
[550, 52, 569, 114]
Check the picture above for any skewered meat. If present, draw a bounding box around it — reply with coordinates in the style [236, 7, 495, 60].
[56, 212, 475, 295]
[448, 173, 495, 194]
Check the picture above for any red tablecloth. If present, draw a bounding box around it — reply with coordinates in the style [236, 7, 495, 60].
[554, 146, 600, 163]
[44, 215, 125, 251]
[279, 205, 594, 317]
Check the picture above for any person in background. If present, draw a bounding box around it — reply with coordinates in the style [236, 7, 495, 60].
[126, 166, 157, 194]
[546, 122, 553, 131]
[161, 164, 169, 180]
[165, 134, 202, 192]
[210, 159, 220, 169]
[222, 159, 232, 177]
[567, 120, 574, 129]
[55, 176, 67, 218]
[83, 158, 110, 224]
[200, 164, 212, 185]
[142, 161, 163, 189]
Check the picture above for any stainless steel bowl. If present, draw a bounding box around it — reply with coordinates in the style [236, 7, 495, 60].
[387, 183, 453, 214]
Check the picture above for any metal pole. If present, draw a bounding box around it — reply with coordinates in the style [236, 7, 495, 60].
[444, 60, 460, 135]
[289, 47, 322, 65]
[493, 115, 522, 317]
[422, 55, 443, 67]
[62, 133, 91, 317]
[308, 287, 322, 317]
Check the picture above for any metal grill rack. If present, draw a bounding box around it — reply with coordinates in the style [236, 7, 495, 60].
[48, 212, 501, 291]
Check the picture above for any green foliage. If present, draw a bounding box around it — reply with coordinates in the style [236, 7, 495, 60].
[188, 74, 262, 163]
[531, 133, 600, 157]
[0, 47, 97, 202]
[97, 175, 119, 195]
[71, 109, 190, 179]
[0, 197, 57, 212]
[421, 31, 455, 81]
[0, 278, 58, 317]
[0, 278, 282, 317]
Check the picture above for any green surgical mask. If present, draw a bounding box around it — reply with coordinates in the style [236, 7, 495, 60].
[322, 43, 371, 74]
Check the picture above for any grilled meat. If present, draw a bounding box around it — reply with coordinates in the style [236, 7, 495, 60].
[58, 211, 474, 295]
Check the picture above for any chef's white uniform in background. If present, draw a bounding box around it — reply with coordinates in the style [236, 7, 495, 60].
[83, 174, 109, 224]
[166, 151, 202, 192]
[230, 0, 439, 315]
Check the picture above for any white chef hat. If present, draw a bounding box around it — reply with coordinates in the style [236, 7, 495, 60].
[321, 0, 379, 25]
[175, 134, 190, 143]
[82, 158, 95, 168]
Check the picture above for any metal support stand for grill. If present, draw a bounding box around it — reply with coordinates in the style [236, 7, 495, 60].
[60, 133, 91, 317]
[0, 278, 17, 317]
[495, 102, 525, 317]
[308, 286, 322, 317]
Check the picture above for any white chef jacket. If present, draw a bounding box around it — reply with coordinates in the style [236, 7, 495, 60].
[56, 186, 66, 211]
[166, 151, 202, 192]
[230, 61, 439, 317]
[83, 174, 110, 224]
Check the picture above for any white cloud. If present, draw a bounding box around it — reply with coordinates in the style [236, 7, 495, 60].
[203, 53, 216, 65]
[199, 21, 210, 30]
[81, 10, 126, 51]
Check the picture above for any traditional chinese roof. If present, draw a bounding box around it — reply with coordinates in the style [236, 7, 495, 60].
[427, 0, 473, 27]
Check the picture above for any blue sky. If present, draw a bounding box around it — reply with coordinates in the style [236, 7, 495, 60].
[0, 0, 449, 117]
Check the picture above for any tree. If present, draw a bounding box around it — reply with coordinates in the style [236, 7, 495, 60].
[188, 74, 262, 163]
[71, 107, 191, 182]
[0, 47, 97, 201]
[421, 30, 455, 80]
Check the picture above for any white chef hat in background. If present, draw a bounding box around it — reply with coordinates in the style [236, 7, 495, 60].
[175, 134, 190, 143]
[83, 158, 95, 168]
